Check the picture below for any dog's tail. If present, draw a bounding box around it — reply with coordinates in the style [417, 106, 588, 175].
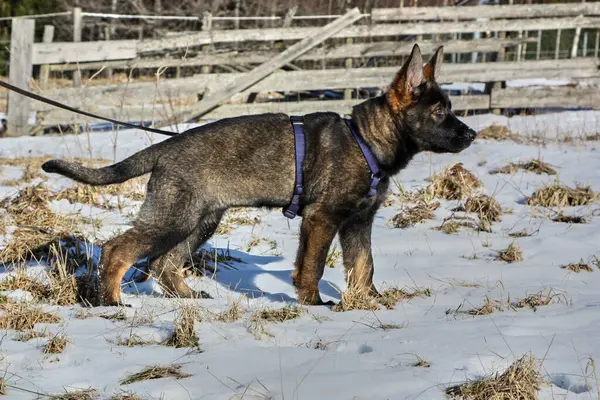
[42, 145, 161, 186]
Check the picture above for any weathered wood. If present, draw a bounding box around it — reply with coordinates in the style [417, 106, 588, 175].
[29, 58, 597, 114]
[33, 40, 137, 65]
[137, 17, 600, 53]
[572, 26, 582, 58]
[36, 95, 491, 126]
[39, 25, 54, 90]
[372, 3, 600, 21]
[7, 18, 35, 137]
[491, 87, 600, 109]
[48, 38, 537, 72]
[173, 8, 364, 123]
[72, 7, 83, 87]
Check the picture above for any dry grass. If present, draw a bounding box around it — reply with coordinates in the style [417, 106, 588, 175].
[120, 364, 192, 386]
[51, 388, 100, 400]
[497, 242, 524, 263]
[490, 159, 557, 176]
[508, 229, 536, 238]
[446, 353, 544, 400]
[378, 286, 432, 310]
[0, 300, 61, 331]
[101, 309, 128, 321]
[476, 124, 522, 142]
[389, 201, 440, 228]
[110, 391, 143, 400]
[113, 334, 156, 347]
[213, 297, 246, 323]
[527, 183, 596, 207]
[464, 195, 502, 223]
[561, 260, 594, 273]
[551, 213, 587, 224]
[13, 329, 47, 342]
[467, 296, 505, 316]
[332, 288, 379, 312]
[164, 303, 200, 349]
[250, 304, 304, 322]
[512, 289, 565, 311]
[325, 247, 342, 268]
[0, 241, 92, 306]
[426, 163, 481, 200]
[433, 216, 485, 234]
[44, 332, 69, 354]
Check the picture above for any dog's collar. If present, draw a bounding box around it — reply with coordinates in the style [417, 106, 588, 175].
[283, 116, 385, 220]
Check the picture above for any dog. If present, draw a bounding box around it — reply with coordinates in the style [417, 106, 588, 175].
[41, 44, 476, 306]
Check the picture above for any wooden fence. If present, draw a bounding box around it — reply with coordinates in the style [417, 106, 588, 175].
[2, 2, 600, 136]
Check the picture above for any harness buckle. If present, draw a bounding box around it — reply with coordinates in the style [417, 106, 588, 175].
[367, 172, 385, 197]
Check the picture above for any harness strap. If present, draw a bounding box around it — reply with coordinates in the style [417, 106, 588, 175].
[282, 115, 306, 219]
[344, 118, 385, 197]
[0, 80, 177, 136]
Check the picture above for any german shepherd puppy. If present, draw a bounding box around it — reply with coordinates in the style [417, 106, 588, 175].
[42, 44, 476, 306]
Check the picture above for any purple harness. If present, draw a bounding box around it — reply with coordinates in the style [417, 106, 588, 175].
[283, 115, 384, 219]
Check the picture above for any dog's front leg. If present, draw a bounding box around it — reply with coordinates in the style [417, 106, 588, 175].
[292, 211, 340, 305]
[338, 208, 378, 296]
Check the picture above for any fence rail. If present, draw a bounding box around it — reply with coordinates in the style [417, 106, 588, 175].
[2, 2, 600, 135]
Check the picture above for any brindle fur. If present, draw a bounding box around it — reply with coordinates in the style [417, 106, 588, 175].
[41, 44, 476, 306]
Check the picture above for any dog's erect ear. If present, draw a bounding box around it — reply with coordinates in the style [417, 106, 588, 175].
[424, 46, 444, 81]
[387, 44, 425, 111]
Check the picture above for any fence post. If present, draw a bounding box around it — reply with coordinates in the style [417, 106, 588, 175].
[72, 7, 83, 87]
[7, 18, 35, 137]
[344, 37, 353, 100]
[201, 12, 213, 75]
[571, 27, 582, 58]
[39, 25, 55, 90]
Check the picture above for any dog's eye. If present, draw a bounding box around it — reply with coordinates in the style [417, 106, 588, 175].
[433, 108, 445, 119]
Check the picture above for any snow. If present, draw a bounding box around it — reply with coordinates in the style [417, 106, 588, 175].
[1, 110, 600, 399]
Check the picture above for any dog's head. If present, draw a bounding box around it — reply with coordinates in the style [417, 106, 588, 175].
[386, 44, 476, 154]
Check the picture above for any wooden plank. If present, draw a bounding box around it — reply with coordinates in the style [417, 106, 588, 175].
[491, 87, 600, 109]
[36, 95, 490, 126]
[32, 40, 137, 65]
[372, 3, 600, 21]
[39, 25, 54, 90]
[7, 18, 35, 137]
[173, 7, 364, 123]
[48, 37, 536, 72]
[138, 17, 600, 52]
[72, 7, 82, 87]
[31, 58, 598, 113]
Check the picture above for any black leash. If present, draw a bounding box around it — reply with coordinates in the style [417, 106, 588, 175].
[0, 80, 178, 136]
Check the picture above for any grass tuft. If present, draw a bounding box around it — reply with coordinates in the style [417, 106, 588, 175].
[43, 332, 69, 354]
[561, 261, 594, 273]
[164, 303, 200, 349]
[497, 242, 524, 263]
[490, 159, 557, 175]
[527, 183, 595, 207]
[250, 304, 304, 323]
[0, 301, 61, 331]
[551, 213, 587, 224]
[51, 388, 100, 400]
[389, 201, 440, 228]
[378, 286, 432, 310]
[445, 353, 544, 400]
[426, 163, 481, 200]
[464, 195, 502, 223]
[332, 287, 379, 312]
[120, 364, 192, 386]
[476, 124, 520, 142]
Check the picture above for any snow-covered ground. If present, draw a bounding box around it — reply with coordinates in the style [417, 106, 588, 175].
[1, 110, 600, 399]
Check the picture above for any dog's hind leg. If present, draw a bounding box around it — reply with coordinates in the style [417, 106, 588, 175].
[292, 209, 342, 305]
[338, 207, 378, 296]
[150, 210, 225, 299]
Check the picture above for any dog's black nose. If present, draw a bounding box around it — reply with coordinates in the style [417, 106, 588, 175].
[468, 128, 477, 141]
